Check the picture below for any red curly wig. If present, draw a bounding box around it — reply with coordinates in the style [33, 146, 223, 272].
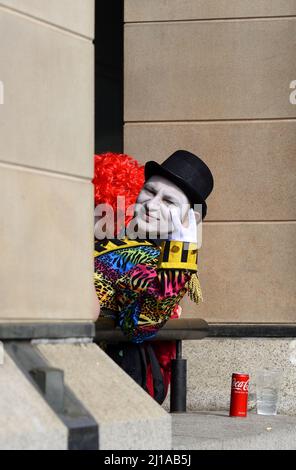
[92, 152, 145, 234]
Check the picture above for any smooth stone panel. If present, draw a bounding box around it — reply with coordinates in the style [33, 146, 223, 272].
[172, 411, 296, 450]
[124, 121, 296, 221]
[36, 343, 172, 450]
[125, 19, 296, 121]
[180, 222, 296, 322]
[0, 0, 94, 37]
[0, 165, 94, 322]
[125, 0, 296, 22]
[182, 338, 296, 416]
[0, 8, 93, 178]
[0, 348, 67, 449]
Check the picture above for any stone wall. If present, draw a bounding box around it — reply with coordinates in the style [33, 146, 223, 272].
[0, 0, 95, 323]
[123, 0, 296, 322]
[164, 338, 296, 416]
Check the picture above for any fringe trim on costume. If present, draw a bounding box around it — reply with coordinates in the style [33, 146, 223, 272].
[188, 273, 203, 305]
[158, 269, 187, 296]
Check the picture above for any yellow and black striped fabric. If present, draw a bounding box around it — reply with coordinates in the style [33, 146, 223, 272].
[94, 238, 154, 258]
[157, 241, 198, 272]
[94, 238, 198, 272]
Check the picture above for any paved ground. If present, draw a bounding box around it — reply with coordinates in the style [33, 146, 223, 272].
[172, 410, 296, 450]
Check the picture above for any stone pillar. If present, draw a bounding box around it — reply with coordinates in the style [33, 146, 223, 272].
[0, 0, 95, 331]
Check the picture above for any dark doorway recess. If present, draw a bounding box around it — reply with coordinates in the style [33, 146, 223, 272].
[95, 0, 124, 153]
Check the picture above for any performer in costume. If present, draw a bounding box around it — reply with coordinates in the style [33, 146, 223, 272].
[93, 150, 214, 343]
[93, 151, 213, 396]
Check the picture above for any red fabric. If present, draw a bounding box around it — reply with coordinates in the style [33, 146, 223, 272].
[145, 341, 176, 399]
[170, 304, 182, 319]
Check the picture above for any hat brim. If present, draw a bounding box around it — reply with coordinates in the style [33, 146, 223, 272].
[145, 161, 207, 219]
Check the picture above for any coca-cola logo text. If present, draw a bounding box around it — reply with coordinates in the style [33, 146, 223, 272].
[232, 378, 249, 392]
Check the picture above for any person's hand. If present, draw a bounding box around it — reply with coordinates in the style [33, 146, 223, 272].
[170, 304, 182, 319]
[93, 287, 100, 321]
[169, 208, 198, 243]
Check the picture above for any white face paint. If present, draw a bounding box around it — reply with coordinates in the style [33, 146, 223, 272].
[133, 175, 190, 239]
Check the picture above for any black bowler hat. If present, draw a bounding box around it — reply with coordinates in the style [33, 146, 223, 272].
[145, 150, 214, 219]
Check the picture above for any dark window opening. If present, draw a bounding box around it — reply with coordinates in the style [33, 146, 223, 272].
[94, 0, 124, 153]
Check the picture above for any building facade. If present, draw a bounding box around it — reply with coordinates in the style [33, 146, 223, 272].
[0, 0, 296, 449]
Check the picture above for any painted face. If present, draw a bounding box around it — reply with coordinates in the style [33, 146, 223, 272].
[132, 175, 190, 239]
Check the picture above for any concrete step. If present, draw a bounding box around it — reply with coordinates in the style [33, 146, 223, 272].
[172, 411, 296, 450]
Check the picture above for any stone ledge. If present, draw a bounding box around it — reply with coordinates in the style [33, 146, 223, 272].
[0, 322, 95, 340]
[0, 349, 67, 450]
[208, 323, 296, 337]
[172, 411, 296, 450]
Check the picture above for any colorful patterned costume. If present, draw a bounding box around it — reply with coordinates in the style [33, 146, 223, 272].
[94, 237, 201, 343]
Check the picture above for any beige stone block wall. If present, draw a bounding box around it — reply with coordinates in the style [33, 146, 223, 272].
[0, 166, 94, 321]
[0, 2, 94, 322]
[124, 4, 296, 323]
[182, 223, 296, 322]
[125, 19, 296, 121]
[0, 7, 93, 178]
[161, 338, 296, 415]
[182, 338, 296, 415]
[0, 0, 94, 37]
[125, 122, 296, 221]
[125, 0, 296, 22]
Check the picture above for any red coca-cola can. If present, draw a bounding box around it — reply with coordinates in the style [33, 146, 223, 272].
[229, 372, 249, 417]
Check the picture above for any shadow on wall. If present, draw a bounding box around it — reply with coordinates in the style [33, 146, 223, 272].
[95, 0, 123, 153]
